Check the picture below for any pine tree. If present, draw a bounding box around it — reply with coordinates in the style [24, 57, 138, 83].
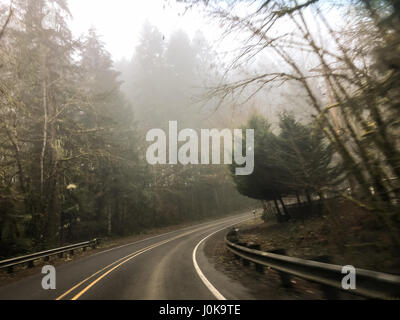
[230, 114, 290, 221]
[275, 112, 341, 199]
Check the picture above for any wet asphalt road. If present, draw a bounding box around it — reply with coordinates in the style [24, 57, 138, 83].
[0, 213, 254, 300]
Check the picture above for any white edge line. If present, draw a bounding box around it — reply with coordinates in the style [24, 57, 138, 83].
[93, 213, 249, 256]
[192, 218, 251, 301]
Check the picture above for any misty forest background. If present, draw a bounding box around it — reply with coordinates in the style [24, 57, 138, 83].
[0, 0, 399, 259]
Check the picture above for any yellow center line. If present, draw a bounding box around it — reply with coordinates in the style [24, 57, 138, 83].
[55, 243, 159, 300]
[69, 231, 198, 300]
[71, 240, 168, 300]
[56, 217, 245, 300]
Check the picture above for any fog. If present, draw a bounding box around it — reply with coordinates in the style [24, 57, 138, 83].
[0, 1, 399, 298]
[68, 0, 219, 60]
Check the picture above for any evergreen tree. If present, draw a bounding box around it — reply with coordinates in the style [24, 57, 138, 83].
[275, 112, 341, 200]
[230, 114, 290, 221]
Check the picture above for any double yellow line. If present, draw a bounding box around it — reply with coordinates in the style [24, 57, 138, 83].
[57, 239, 168, 300]
[56, 219, 242, 300]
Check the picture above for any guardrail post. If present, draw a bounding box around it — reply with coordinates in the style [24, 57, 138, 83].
[91, 239, 97, 249]
[312, 255, 339, 300]
[247, 243, 264, 273]
[70, 250, 74, 256]
[58, 252, 63, 258]
[224, 234, 400, 300]
[28, 260, 34, 269]
[242, 257, 250, 267]
[269, 249, 293, 288]
[236, 242, 250, 267]
[255, 264, 264, 273]
[7, 266, 13, 274]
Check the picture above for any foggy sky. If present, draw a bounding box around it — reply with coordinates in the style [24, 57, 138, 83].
[68, 0, 220, 61]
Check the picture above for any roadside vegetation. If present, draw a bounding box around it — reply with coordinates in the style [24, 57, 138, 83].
[187, 0, 400, 255]
[0, 0, 399, 275]
[0, 1, 255, 260]
[242, 199, 399, 274]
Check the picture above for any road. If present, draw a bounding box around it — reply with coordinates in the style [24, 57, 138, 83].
[0, 213, 255, 300]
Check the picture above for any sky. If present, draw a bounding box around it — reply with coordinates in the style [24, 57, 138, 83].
[1, 0, 344, 69]
[68, 0, 220, 61]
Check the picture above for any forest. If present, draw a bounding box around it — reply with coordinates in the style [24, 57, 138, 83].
[0, 0, 256, 259]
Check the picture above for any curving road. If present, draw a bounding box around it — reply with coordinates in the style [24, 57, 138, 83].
[0, 212, 255, 300]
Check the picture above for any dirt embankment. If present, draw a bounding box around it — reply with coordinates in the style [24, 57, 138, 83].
[238, 200, 400, 274]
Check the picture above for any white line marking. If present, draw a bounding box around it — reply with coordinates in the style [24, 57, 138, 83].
[58, 216, 247, 300]
[93, 213, 249, 256]
[192, 219, 250, 300]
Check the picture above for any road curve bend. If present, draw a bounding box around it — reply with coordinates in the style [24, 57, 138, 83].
[0, 212, 254, 300]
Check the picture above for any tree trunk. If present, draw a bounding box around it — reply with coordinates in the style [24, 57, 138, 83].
[214, 188, 220, 210]
[261, 200, 267, 213]
[296, 192, 302, 205]
[273, 198, 284, 223]
[107, 203, 112, 236]
[40, 45, 48, 199]
[279, 196, 291, 220]
[305, 190, 312, 204]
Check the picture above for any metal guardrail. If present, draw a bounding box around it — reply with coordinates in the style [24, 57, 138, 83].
[0, 239, 100, 273]
[225, 237, 400, 300]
